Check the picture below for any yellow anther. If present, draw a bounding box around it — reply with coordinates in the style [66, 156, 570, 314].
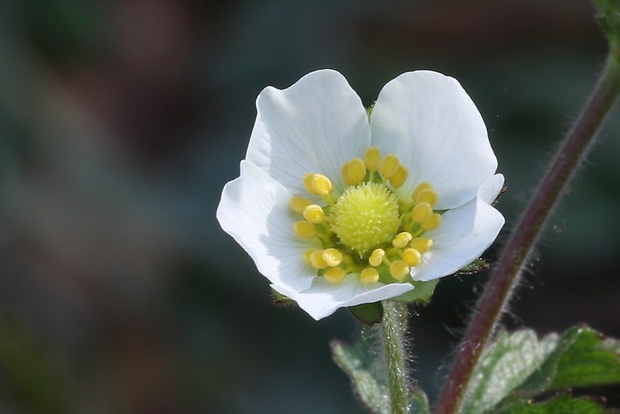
[415, 188, 438, 206]
[310, 250, 328, 269]
[392, 232, 413, 248]
[341, 162, 357, 186]
[293, 221, 317, 239]
[410, 237, 433, 254]
[322, 248, 343, 267]
[369, 248, 385, 267]
[303, 173, 315, 194]
[389, 165, 408, 189]
[402, 248, 421, 267]
[302, 249, 319, 265]
[303, 204, 325, 223]
[290, 196, 313, 214]
[324, 267, 346, 284]
[364, 147, 382, 171]
[412, 182, 433, 202]
[379, 154, 400, 179]
[360, 267, 379, 284]
[421, 213, 442, 231]
[411, 202, 433, 223]
[389, 260, 410, 281]
[347, 157, 367, 184]
[311, 174, 333, 195]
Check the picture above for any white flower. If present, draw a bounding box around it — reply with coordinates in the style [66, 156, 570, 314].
[217, 69, 505, 320]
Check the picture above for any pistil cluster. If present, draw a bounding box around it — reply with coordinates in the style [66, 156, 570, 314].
[290, 146, 442, 285]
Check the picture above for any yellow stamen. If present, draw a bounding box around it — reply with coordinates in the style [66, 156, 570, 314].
[379, 154, 400, 179]
[311, 174, 333, 195]
[369, 248, 385, 267]
[389, 165, 408, 189]
[412, 182, 433, 202]
[392, 232, 413, 248]
[310, 250, 328, 269]
[303, 204, 325, 223]
[323, 248, 343, 267]
[421, 213, 442, 231]
[341, 162, 356, 186]
[303, 173, 315, 194]
[347, 157, 367, 184]
[412, 202, 433, 223]
[415, 188, 438, 206]
[290, 196, 313, 214]
[389, 260, 410, 281]
[360, 267, 379, 284]
[293, 221, 317, 239]
[402, 248, 421, 267]
[324, 267, 346, 284]
[302, 248, 319, 265]
[364, 147, 381, 171]
[410, 237, 433, 254]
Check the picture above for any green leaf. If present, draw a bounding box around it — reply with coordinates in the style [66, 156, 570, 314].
[392, 279, 439, 305]
[331, 327, 430, 414]
[494, 394, 615, 414]
[331, 336, 391, 414]
[518, 326, 620, 393]
[460, 326, 620, 414]
[460, 330, 558, 414]
[594, 0, 620, 50]
[349, 302, 383, 325]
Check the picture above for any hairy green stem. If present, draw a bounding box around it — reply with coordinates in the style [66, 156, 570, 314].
[381, 300, 410, 414]
[434, 47, 620, 414]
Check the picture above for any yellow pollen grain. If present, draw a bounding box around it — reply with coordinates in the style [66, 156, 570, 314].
[347, 157, 367, 184]
[322, 248, 343, 267]
[421, 213, 442, 231]
[310, 250, 328, 269]
[392, 232, 413, 248]
[402, 248, 421, 267]
[369, 248, 385, 267]
[294, 221, 317, 239]
[303, 204, 325, 223]
[410, 237, 433, 253]
[290, 196, 313, 214]
[324, 267, 346, 284]
[364, 147, 381, 171]
[379, 154, 400, 179]
[389, 260, 410, 281]
[415, 188, 438, 206]
[360, 267, 379, 284]
[389, 165, 408, 189]
[412, 182, 433, 202]
[412, 202, 433, 223]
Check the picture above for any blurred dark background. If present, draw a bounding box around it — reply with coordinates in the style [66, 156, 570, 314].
[1, 0, 619, 413]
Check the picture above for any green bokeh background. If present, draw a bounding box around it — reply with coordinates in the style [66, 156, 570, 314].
[1, 0, 619, 413]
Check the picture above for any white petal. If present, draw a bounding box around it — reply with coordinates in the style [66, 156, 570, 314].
[272, 275, 413, 320]
[217, 161, 321, 291]
[411, 174, 505, 281]
[370, 70, 497, 209]
[246, 69, 371, 195]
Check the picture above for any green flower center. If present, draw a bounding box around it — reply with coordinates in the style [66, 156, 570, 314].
[289, 146, 443, 285]
[331, 182, 400, 257]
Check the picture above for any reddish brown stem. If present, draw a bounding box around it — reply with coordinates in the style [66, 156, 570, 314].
[434, 49, 620, 414]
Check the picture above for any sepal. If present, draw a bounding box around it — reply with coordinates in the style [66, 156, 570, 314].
[392, 279, 439, 305]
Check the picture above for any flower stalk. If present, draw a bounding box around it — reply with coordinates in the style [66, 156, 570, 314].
[381, 300, 410, 414]
[434, 36, 620, 414]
